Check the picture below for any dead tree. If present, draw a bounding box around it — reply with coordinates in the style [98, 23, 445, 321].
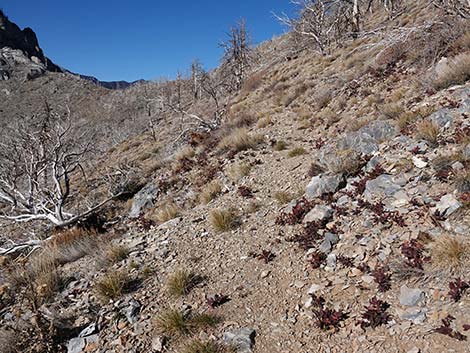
[431, 0, 470, 18]
[190, 59, 205, 100]
[0, 106, 126, 229]
[220, 19, 253, 91]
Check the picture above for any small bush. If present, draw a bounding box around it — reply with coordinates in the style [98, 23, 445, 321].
[199, 180, 223, 204]
[209, 209, 238, 233]
[167, 269, 199, 297]
[257, 116, 272, 128]
[326, 149, 364, 175]
[95, 271, 131, 301]
[379, 103, 404, 119]
[288, 147, 307, 157]
[416, 120, 440, 145]
[433, 52, 470, 90]
[175, 146, 196, 161]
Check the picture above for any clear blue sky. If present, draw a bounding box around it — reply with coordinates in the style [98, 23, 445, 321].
[2, 1, 294, 82]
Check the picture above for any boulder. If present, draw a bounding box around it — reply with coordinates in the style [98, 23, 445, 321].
[223, 328, 256, 353]
[129, 183, 160, 218]
[434, 194, 462, 218]
[306, 174, 343, 200]
[399, 285, 425, 306]
[303, 205, 333, 223]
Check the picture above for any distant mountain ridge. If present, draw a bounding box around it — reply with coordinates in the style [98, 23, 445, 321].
[0, 9, 142, 89]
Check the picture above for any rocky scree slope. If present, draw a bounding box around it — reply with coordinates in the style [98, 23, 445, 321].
[1, 2, 470, 353]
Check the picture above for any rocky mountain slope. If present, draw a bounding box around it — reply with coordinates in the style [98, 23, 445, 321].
[0, 9, 140, 88]
[0, 1, 470, 353]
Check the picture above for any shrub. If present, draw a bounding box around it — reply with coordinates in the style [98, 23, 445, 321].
[326, 149, 365, 175]
[379, 103, 404, 119]
[95, 271, 131, 301]
[218, 128, 261, 152]
[167, 269, 200, 297]
[199, 180, 223, 204]
[256, 116, 272, 128]
[416, 120, 440, 145]
[175, 146, 196, 161]
[433, 52, 470, 90]
[288, 147, 307, 157]
[358, 297, 392, 329]
[209, 209, 238, 233]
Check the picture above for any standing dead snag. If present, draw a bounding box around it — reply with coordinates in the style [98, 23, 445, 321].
[220, 19, 253, 91]
[0, 106, 126, 229]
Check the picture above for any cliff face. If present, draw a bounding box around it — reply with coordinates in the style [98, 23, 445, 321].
[0, 9, 60, 72]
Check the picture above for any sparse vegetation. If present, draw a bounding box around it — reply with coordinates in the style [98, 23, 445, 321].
[288, 147, 307, 157]
[416, 120, 440, 145]
[433, 52, 470, 90]
[155, 309, 220, 336]
[95, 271, 132, 301]
[218, 128, 261, 152]
[167, 269, 200, 297]
[199, 180, 223, 204]
[227, 162, 251, 181]
[273, 191, 293, 205]
[209, 208, 238, 232]
[273, 140, 287, 151]
[431, 234, 469, 271]
[155, 202, 180, 223]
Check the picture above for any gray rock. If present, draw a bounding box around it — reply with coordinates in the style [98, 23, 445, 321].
[364, 175, 402, 200]
[401, 308, 427, 324]
[151, 336, 165, 352]
[129, 183, 160, 218]
[463, 144, 470, 160]
[358, 120, 398, 142]
[399, 285, 425, 306]
[303, 205, 333, 223]
[223, 328, 256, 353]
[319, 233, 339, 254]
[306, 174, 343, 200]
[124, 299, 141, 324]
[429, 108, 453, 128]
[435, 194, 462, 218]
[326, 253, 336, 269]
[67, 338, 86, 353]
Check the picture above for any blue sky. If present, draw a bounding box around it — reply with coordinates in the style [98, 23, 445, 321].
[2, 1, 294, 82]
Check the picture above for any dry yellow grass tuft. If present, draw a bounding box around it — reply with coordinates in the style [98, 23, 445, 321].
[95, 271, 131, 302]
[227, 162, 251, 181]
[182, 339, 232, 353]
[433, 52, 470, 90]
[288, 147, 307, 157]
[155, 309, 220, 337]
[166, 269, 199, 297]
[104, 244, 129, 264]
[175, 146, 196, 161]
[273, 191, 293, 205]
[155, 202, 180, 223]
[218, 128, 261, 152]
[416, 120, 440, 145]
[430, 234, 469, 271]
[209, 209, 238, 233]
[199, 180, 223, 205]
[273, 140, 287, 151]
[326, 149, 363, 175]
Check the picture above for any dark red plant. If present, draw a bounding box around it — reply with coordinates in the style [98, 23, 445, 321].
[250, 250, 276, 264]
[401, 239, 429, 270]
[371, 266, 392, 292]
[463, 324, 470, 331]
[357, 263, 371, 273]
[276, 198, 314, 225]
[435, 315, 467, 341]
[238, 186, 253, 198]
[207, 294, 230, 309]
[310, 295, 348, 331]
[358, 297, 391, 329]
[448, 278, 469, 302]
[337, 255, 354, 268]
[287, 220, 326, 250]
[307, 252, 327, 269]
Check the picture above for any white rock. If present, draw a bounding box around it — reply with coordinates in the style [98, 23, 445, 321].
[412, 156, 427, 169]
